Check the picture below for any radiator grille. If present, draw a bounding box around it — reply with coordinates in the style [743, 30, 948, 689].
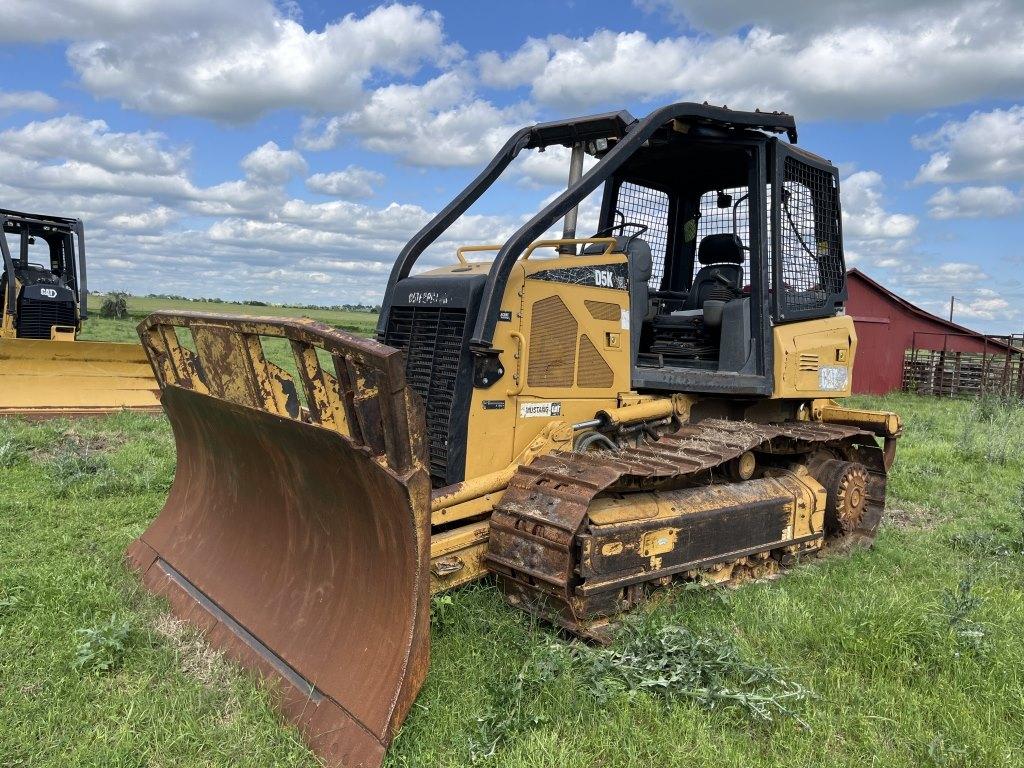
[17, 298, 76, 340]
[383, 305, 467, 484]
[584, 299, 620, 321]
[528, 296, 577, 388]
[577, 334, 614, 388]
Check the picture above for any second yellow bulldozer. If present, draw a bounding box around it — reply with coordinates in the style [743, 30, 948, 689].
[0, 208, 159, 417]
[127, 103, 901, 767]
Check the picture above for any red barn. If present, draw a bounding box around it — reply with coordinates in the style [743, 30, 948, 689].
[845, 268, 1014, 394]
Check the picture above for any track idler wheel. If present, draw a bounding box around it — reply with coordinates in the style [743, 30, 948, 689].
[814, 459, 870, 538]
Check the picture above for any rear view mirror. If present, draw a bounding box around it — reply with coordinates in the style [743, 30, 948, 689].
[716, 191, 732, 208]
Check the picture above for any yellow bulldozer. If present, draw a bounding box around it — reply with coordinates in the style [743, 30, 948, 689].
[127, 103, 901, 767]
[0, 208, 159, 417]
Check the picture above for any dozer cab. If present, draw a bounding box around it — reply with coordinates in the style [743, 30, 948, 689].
[128, 103, 901, 767]
[0, 208, 159, 417]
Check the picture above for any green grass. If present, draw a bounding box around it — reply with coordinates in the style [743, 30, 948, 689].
[3, 394, 1024, 767]
[80, 294, 379, 345]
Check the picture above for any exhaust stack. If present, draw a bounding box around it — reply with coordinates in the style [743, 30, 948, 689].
[558, 142, 586, 254]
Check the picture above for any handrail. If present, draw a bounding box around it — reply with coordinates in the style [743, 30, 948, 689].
[455, 244, 502, 264]
[521, 237, 617, 260]
[456, 238, 618, 265]
[506, 331, 527, 396]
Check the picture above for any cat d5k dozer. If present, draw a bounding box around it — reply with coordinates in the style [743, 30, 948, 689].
[128, 103, 901, 767]
[0, 208, 159, 417]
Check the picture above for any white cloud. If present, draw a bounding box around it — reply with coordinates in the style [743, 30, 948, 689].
[305, 166, 384, 199]
[927, 186, 1024, 219]
[106, 206, 176, 233]
[837, 170, 929, 280]
[913, 261, 987, 285]
[479, 5, 1024, 120]
[0, 108, 535, 302]
[240, 141, 306, 185]
[299, 71, 533, 167]
[99, 258, 135, 270]
[0, 116, 186, 174]
[841, 171, 918, 240]
[64, 4, 460, 121]
[867, 258, 1018, 323]
[509, 144, 599, 189]
[913, 106, 1024, 184]
[954, 294, 1012, 321]
[0, 90, 58, 113]
[0, 0, 268, 43]
[636, 0, 991, 35]
[0, 117, 318, 220]
[478, 39, 551, 88]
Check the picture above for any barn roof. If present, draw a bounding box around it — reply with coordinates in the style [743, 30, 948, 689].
[846, 268, 1015, 352]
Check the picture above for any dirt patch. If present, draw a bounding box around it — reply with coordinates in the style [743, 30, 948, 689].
[29, 428, 124, 461]
[885, 502, 943, 532]
[154, 613, 231, 688]
[153, 613, 243, 725]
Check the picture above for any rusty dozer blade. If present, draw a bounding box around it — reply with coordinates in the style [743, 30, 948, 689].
[126, 311, 431, 768]
[0, 337, 161, 418]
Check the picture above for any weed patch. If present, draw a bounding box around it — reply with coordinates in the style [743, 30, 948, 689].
[0, 435, 30, 465]
[74, 614, 133, 674]
[0, 584, 25, 616]
[938, 578, 989, 657]
[48, 441, 113, 496]
[560, 620, 810, 720]
[469, 618, 809, 762]
[43, 431, 173, 498]
[954, 396, 1024, 466]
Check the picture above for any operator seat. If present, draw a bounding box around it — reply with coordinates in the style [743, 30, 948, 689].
[583, 235, 652, 365]
[685, 233, 744, 310]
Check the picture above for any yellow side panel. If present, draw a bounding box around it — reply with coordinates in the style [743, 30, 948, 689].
[462, 252, 633, 480]
[773, 315, 857, 399]
[510, 253, 630, 461]
[462, 262, 525, 480]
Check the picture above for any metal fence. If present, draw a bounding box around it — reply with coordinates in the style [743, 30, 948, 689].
[902, 333, 1024, 399]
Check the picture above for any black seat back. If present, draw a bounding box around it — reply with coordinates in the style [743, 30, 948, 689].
[686, 233, 744, 310]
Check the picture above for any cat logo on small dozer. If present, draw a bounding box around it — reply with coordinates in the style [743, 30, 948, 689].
[129, 103, 901, 766]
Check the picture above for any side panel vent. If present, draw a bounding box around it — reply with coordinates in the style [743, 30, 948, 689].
[577, 334, 614, 388]
[528, 296, 577, 388]
[798, 353, 820, 372]
[584, 300, 620, 321]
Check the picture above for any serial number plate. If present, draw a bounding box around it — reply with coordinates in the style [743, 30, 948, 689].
[819, 365, 849, 391]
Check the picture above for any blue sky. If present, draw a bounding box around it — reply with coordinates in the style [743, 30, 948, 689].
[0, 0, 1021, 331]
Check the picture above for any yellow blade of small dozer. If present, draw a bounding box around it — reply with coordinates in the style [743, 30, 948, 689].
[0, 338, 161, 418]
[126, 311, 431, 768]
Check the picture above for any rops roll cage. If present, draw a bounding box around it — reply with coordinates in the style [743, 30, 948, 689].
[376, 102, 798, 385]
[0, 208, 87, 322]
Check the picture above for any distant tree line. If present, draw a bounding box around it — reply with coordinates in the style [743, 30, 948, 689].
[137, 293, 380, 312]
